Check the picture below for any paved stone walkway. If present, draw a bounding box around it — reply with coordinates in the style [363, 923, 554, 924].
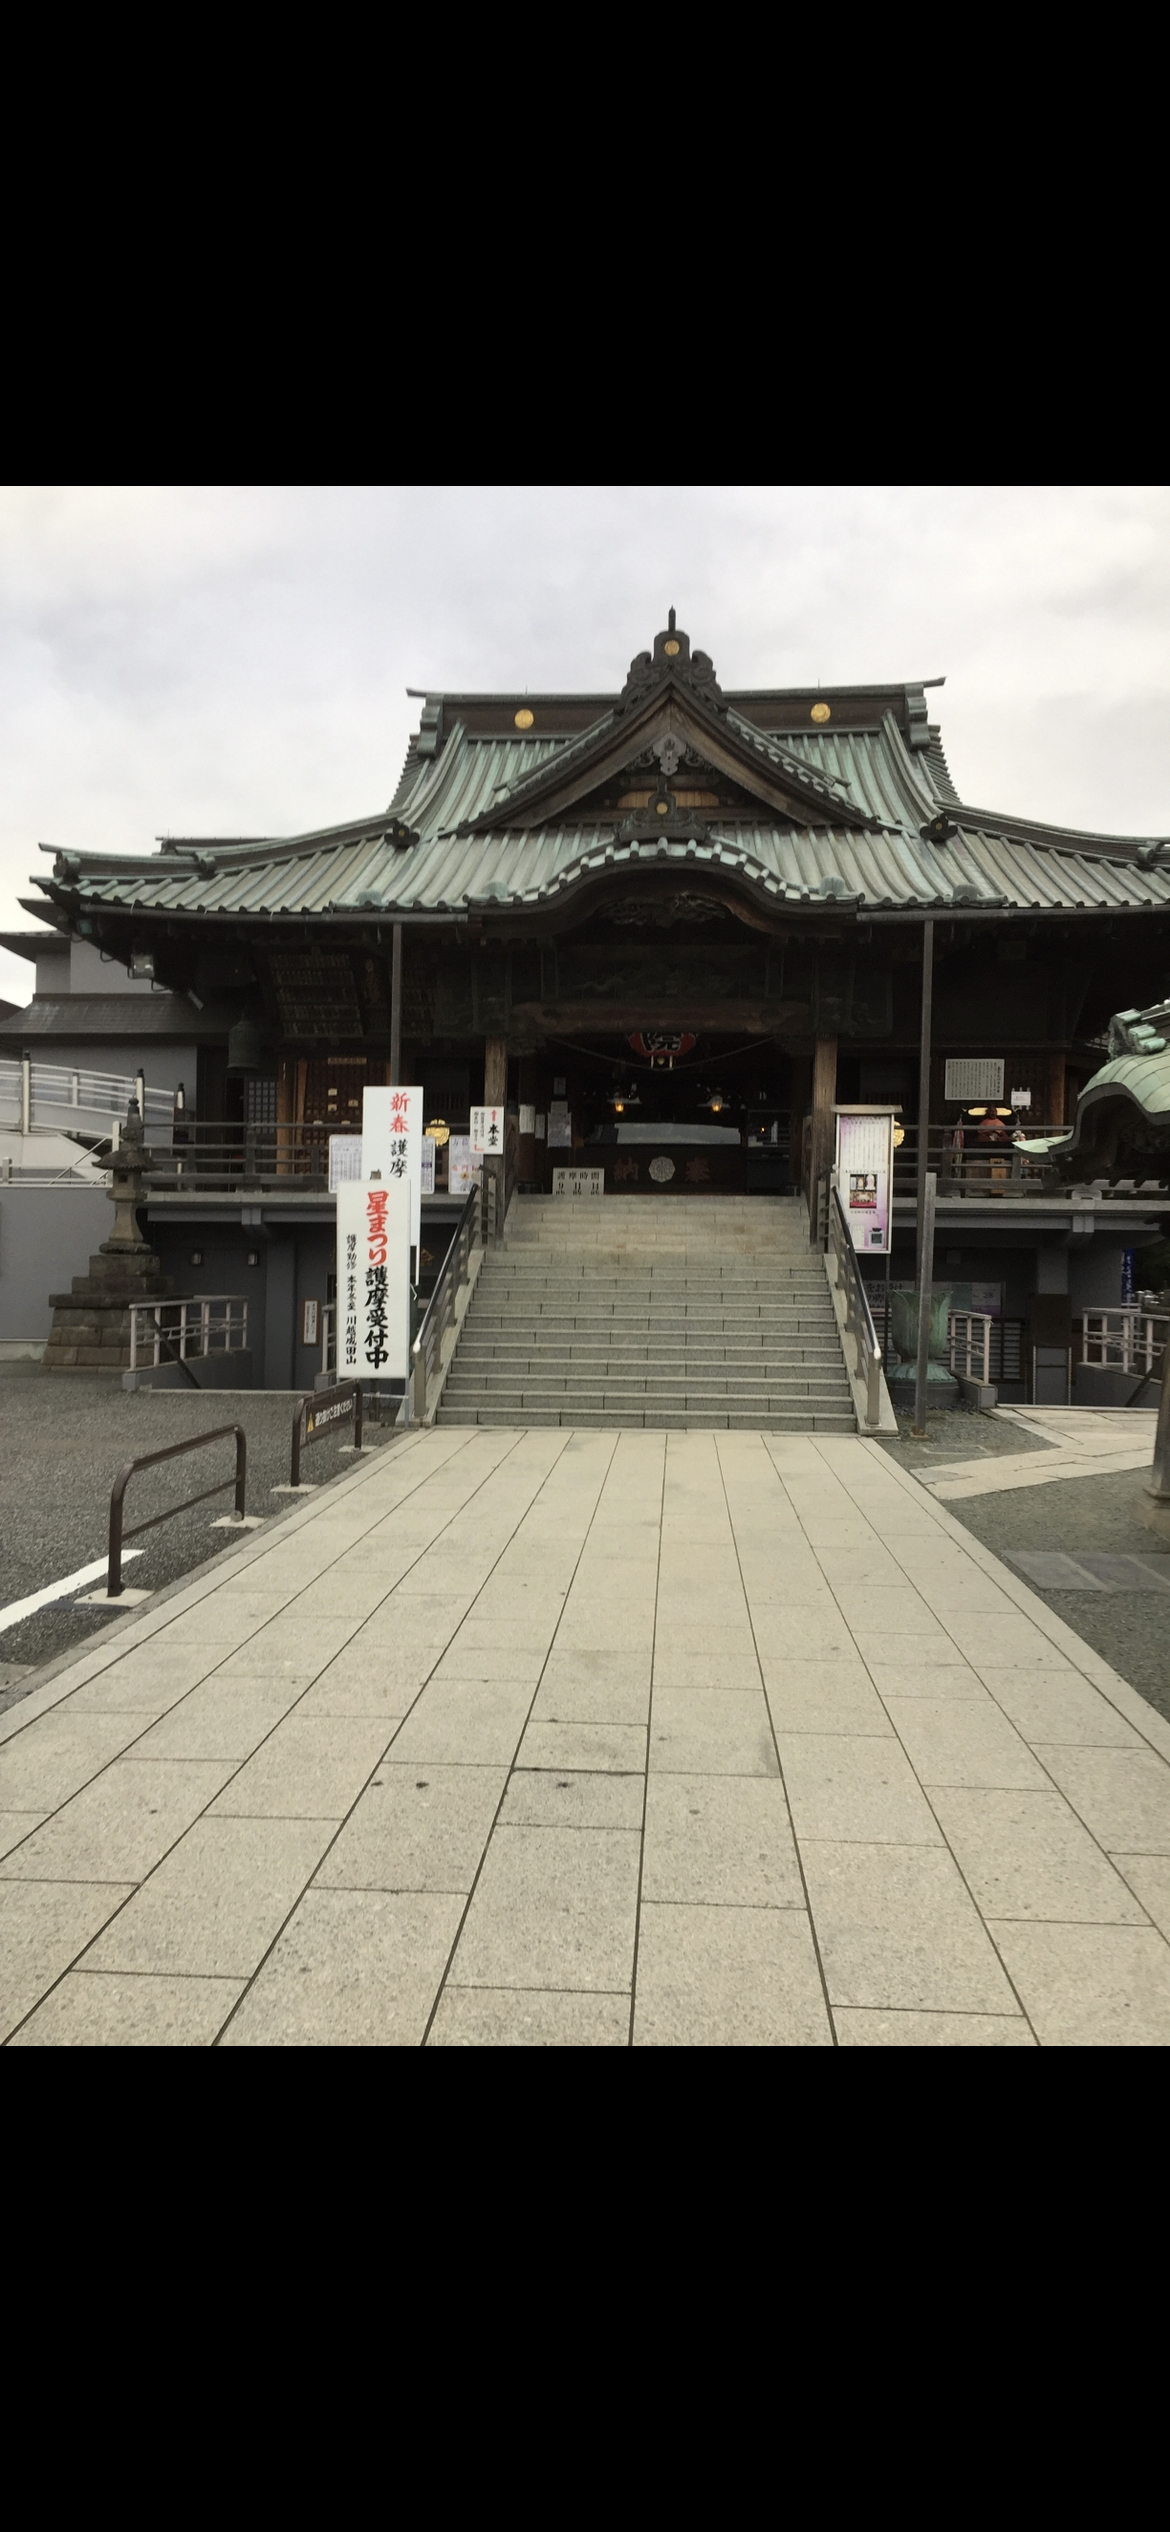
[914, 1408, 1160, 1502]
[5, 1422, 1170, 2046]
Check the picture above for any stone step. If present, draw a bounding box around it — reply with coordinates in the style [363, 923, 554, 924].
[444, 1381, 853, 1406]
[438, 1407, 856, 1430]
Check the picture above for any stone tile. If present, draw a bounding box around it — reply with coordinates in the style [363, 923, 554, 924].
[208, 1717, 389, 1819]
[929, 1786, 1148, 1924]
[133, 1678, 308, 1764]
[850, 1640, 977, 1681]
[846, 1619, 960, 1664]
[751, 1607, 860, 1662]
[449, 1825, 640, 1992]
[0, 1761, 233, 1884]
[943, 1613, 1072, 1669]
[1034, 1746, 1170, 1852]
[651, 1643, 763, 1691]
[66, 1645, 227, 1713]
[990, 1921, 1170, 2046]
[287, 1574, 399, 1620]
[0, 1712, 144, 1811]
[641, 1774, 803, 1907]
[0, 1814, 45, 1861]
[427, 1987, 630, 2047]
[220, 1889, 463, 2046]
[429, 1649, 548, 1684]
[799, 1840, 1018, 2012]
[776, 1736, 943, 1844]
[348, 1597, 461, 1648]
[1111, 1854, 1170, 1940]
[11, 1970, 244, 2047]
[85, 1817, 335, 1976]
[650, 1687, 779, 1777]
[633, 1903, 831, 2047]
[530, 1657, 650, 1726]
[499, 1772, 645, 1830]
[834, 2007, 1035, 2047]
[387, 1678, 534, 1767]
[0, 1879, 134, 2042]
[293, 1664, 421, 1721]
[864, 1660, 990, 1702]
[160, 1595, 292, 1645]
[762, 1662, 895, 1736]
[516, 1719, 647, 1775]
[315, 1764, 505, 1893]
[975, 1668, 1144, 1748]
[884, 1698, 1049, 1791]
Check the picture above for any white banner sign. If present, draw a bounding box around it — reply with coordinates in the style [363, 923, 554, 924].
[336, 1177, 411, 1379]
[834, 1110, 895, 1255]
[420, 1137, 436, 1194]
[547, 1100, 572, 1148]
[363, 1085, 423, 1251]
[470, 1104, 504, 1155]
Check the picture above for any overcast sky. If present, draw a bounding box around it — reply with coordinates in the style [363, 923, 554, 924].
[2, 483, 1168, 1003]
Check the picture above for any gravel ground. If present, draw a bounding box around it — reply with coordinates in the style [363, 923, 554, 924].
[0, 1367, 396, 1688]
[875, 1406, 1052, 1471]
[942, 1466, 1170, 1726]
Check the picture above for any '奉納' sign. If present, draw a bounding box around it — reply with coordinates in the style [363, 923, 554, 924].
[335, 1176, 411, 1379]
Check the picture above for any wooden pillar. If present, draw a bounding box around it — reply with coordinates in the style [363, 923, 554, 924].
[1049, 1051, 1066, 1130]
[388, 923, 403, 1087]
[808, 1035, 838, 1243]
[483, 1035, 508, 1106]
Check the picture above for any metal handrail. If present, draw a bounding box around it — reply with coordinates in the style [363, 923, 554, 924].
[128, 1296, 249, 1370]
[105, 1425, 247, 1598]
[1078, 1309, 1168, 1375]
[409, 1187, 481, 1422]
[949, 1311, 994, 1385]
[826, 1178, 884, 1428]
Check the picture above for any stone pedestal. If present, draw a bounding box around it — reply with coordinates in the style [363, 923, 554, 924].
[41, 1098, 189, 1372]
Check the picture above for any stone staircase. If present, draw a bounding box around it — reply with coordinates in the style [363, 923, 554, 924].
[437, 1194, 856, 1431]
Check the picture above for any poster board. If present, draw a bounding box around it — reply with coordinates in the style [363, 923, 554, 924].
[834, 1108, 895, 1254]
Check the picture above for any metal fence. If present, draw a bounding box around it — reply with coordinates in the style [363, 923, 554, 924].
[0, 1054, 176, 1141]
[128, 1297, 249, 1370]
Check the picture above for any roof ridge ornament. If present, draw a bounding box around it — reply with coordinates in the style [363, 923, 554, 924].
[613, 615, 727, 718]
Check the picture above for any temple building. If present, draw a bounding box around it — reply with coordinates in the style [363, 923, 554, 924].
[2, 613, 1168, 1405]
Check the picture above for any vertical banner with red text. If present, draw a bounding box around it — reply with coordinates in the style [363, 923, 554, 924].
[363, 1085, 423, 1253]
[336, 1176, 411, 1379]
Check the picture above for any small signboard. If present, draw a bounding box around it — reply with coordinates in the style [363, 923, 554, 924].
[328, 1134, 363, 1191]
[552, 1167, 604, 1198]
[335, 1176, 411, 1379]
[834, 1109, 895, 1254]
[419, 1137, 436, 1195]
[547, 1100, 572, 1149]
[447, 1135, 479, 1197]
[519, 1103, 536, 1135]
[470, 1105, 504, 1155]
[945, 1058, 1005, 1102]
[302, 1298, 319, 1347]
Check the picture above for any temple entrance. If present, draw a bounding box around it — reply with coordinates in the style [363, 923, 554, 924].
[539, 1034, 798, 1194]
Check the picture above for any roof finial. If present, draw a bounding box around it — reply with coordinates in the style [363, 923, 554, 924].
[668, 607, 676, 633]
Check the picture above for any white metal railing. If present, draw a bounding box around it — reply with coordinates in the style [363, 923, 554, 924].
[1078, 1309, 1168, 1376]
[949, 1312, 994, 1384]
[128, 1297, 249, 1370]
[0, 1055, 175, 1139]
[825, 1178, 885, 1429]
[321, 1303, 336, 1376]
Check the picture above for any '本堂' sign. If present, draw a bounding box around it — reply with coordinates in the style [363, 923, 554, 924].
[335, 1176, 411, 1378]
